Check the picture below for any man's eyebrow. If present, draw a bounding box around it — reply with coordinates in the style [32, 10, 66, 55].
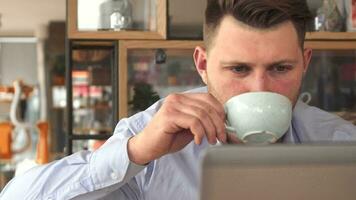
[220, 60, 254, 66]
[220, 59, 299, 67]
[265, 59, 299, 67]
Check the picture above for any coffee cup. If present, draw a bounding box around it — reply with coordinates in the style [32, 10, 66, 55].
[224, 92, 292, 144]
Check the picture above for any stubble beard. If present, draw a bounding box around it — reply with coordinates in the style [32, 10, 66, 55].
[206, 76, 225, 105]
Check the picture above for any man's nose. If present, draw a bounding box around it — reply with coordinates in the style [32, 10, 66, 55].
[248, 73, 269, 92]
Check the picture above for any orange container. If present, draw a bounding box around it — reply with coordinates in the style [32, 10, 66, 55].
[0, 122, 13, 160]
[36, 121, 49, 164]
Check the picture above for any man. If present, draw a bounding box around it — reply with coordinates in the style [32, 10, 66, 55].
[1, 0, 355, 199]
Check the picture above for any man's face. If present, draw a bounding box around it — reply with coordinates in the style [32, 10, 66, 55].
[194, 16, 312, 106]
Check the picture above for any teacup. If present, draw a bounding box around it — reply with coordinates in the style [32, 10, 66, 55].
[224, 92, 292, 144]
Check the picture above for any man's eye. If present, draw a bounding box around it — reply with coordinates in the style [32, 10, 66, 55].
[231, 65, 250, 73]
[272, 65, 292, 73]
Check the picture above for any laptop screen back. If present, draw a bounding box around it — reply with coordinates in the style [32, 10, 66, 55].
[200, 144, 356, 200]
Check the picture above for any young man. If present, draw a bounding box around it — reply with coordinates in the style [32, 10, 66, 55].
[1, 0, 355, 199]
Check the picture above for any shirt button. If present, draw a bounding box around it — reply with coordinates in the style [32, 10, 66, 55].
[110, 172, 118, 180]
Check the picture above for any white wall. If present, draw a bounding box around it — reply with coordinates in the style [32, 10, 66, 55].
[0, 0, 66, 36]
[0, 42, 38, 85]
[169, 0, 205, 26]
[0, 0, 65, 85]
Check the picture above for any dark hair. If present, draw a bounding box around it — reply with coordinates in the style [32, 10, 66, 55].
[204, 0, 312, 50]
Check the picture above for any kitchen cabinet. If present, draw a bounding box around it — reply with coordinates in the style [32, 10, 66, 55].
[66, 40, 118, 154]
[118, 40, 204, 118]
[116, 39, 356, 124]
[303, 40, 356, 124]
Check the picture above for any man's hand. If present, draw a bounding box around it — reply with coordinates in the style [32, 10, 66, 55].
[127, 93, 227, 165]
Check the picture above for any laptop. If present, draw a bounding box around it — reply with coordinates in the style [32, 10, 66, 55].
[200, 144, 356, 200]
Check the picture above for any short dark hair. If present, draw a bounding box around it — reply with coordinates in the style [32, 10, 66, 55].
[204, 0, 312, 50]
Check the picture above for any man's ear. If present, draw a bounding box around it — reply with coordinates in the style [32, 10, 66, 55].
[193, 46, 208, 85]
[303, 48, 312, 75]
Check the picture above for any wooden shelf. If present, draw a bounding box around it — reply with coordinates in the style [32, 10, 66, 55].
[305, 40, 356, 50]
[306, 32, 356, 41]
[0, 83, 34, 98]
[73, 127, 112, 135]
[67, 0, 167, 40]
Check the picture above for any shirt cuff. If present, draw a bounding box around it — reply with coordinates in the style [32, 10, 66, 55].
[89, 134, 145, 190]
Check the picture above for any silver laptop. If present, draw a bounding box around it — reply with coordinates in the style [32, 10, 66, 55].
[200, 144, 356, 200]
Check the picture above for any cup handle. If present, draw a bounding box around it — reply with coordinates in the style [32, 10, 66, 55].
[224, 117, 235, 133]
[299, 92, 312, 104]
[225, 125, 235, 133]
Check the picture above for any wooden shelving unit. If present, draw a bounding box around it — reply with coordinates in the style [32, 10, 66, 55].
[66, 0, 356, 153]
[306, 32, 356, 41]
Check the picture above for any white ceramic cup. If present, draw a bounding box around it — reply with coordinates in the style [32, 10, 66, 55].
[224, 92, 292, 144]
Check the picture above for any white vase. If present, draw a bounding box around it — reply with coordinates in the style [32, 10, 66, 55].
[99, 0, 132, 30]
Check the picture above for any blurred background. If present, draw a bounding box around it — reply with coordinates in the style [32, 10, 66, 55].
[0, 0, 355, 192]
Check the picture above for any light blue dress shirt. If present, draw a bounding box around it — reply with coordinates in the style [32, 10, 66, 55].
[1, 87, 355, 200]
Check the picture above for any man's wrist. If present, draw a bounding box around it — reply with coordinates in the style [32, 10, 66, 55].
[127, 135, 151, 165]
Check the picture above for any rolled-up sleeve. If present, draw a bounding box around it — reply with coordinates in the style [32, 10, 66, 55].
[0, 98, 163, 200]
[0, 118, 147, 200]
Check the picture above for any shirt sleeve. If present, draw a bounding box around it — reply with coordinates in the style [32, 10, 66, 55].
[0, 118, 146, 200]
